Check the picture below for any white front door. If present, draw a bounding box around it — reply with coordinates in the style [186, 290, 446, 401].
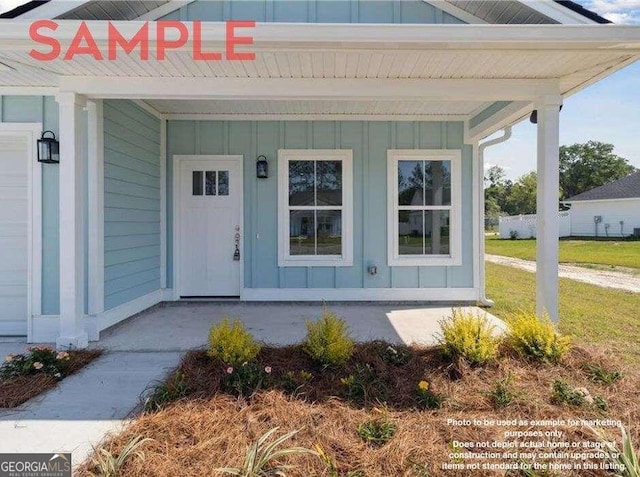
[178, 156, 243, 297]
[0, 133, 30, 333]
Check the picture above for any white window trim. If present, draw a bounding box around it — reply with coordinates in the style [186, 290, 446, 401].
[387, 149, 462, 267]
[278, 149, 353, 267]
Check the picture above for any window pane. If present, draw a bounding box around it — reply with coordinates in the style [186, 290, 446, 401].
[289, 161, 315, 206]
[425, 161, 451, 206]
[398, 161, 424, 206]
[316, 161, 342, 206]
[289, 210, 315, 256]
[398, 210, 424, 255]
[205, 171, 216, 196]
[192, 171, 203, 196]
[425, 210, 450, 255]
[316, 210, 341, 255]
[218, 170, 229, 196]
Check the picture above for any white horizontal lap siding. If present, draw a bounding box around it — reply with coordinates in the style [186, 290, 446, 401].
[569, 199, 640, 237]
[103, 100, 162, 311]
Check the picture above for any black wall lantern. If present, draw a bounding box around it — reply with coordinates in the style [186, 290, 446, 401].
[37, 131, 60, 164]
[529, 104, 563, 124]
[256, 155, 268, 179]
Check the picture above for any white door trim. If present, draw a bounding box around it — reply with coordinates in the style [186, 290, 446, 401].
[0, 123, 42, 338]
[172, 155, 244, 300]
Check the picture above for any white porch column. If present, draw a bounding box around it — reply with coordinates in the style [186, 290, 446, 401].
[56, 92, 89, 349]
[536, 95, 562, 323]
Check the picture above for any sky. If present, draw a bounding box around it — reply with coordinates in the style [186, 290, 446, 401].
[0, 0, 638, 179]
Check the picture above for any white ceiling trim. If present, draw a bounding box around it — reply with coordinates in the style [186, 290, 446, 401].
[161, 113, 471, 121]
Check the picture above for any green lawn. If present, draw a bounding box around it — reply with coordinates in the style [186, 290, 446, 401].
[486, 236, 640, 270]
[486, 261, 640, 365]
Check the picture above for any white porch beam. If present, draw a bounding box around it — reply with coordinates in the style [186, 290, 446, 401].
[535, 94, 562, 323]
[60, 77, 561, 102]
[56, 91, 89, 349]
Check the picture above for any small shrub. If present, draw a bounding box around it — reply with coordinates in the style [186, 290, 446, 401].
[303, 308, 354, 367]
[1, 346, 72, 381]
[381, 344, 411, 366]
[207, 318, 261, 366]
[222, 363, 270, 396]
[506, 312, 570, 364]
[357, 415, 397, 446]
[551, 380, 586, 407]
[415, 380, 444, 410]
[279, 370, 313, 397]
[142, 372, 188, 412]
[594, 396, 608, 412]
[489, 375, 517, 409]
[89, 435, 153, 477]
[438, 309, 500, 366]
[509, 230, 519, 240]
[340, 364, 388, 404]
[584, 363, 622, 385]
[216, 427, 317, 477]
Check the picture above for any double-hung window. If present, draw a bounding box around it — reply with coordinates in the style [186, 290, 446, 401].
[387, 150, 462, 266]
[278, 150, 353, 267]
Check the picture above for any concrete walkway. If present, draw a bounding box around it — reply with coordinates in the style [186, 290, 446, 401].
[0, 303, 504, 467]
[0, 345, 181, 467]
[486, 254, 640, 293]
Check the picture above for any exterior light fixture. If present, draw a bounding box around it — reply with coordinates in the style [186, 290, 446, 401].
[37, 130, 60, 164]
[256, 155, 268, 178]
[529, 104, 563, 124]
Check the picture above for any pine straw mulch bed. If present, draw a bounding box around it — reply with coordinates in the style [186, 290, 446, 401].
[79, 343, 638, 477]
[0, 349, 103, 408]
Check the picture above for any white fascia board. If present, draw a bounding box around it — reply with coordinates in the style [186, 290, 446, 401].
[13, 0, 89, 19]
[563, 197, 640, 204]
[59, 76, 561, 101]
[523, 0, 597, 25]
[136, 1, 194, 21]
[2, 22, 640, 50]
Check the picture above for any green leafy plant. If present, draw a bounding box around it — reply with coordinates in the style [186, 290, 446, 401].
[142, 372, 188, 412]
[438, 309, 500, 366]
[208, 318, 261, 366]
[314, 445, 364, 477]
[1, 346, 72, 381]
[89, 435, 153, 477]
[415, 380, 444, 410]
[222, 363, 270, 396]
[591, 425, 640, 477]
[489, 375, 517, 409]
[594, 396, 608, 412]
[357, 409, 397, 447]
[551, 380, 586, 407]
[506, 312, 570, 364]
[339, 363, 388, 404]
[303, 308, 354, 367]
[216, 427, 317, 477]
[381, 344, 411, 366]
[584, 362, 623, 385]
[279, 370, 313, 397]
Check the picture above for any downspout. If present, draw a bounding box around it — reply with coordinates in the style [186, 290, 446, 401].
[477, 126, 512, 306]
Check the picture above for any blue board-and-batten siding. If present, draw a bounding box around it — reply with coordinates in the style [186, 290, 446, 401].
[161, 0, 465, 24]
[0, 96, 59, 315]
[103, 100, 162, 311]
[166, 120, 474, 291]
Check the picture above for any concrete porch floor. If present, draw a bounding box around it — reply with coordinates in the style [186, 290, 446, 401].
[95, 302, 506, 351]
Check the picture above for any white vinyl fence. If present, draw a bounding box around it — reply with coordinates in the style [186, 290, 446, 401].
[499, 212, 571, 239]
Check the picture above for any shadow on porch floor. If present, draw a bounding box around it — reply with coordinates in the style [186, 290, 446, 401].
[94, 302, 506, 352]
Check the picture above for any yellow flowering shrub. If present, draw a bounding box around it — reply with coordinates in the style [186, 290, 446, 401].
[439, 309, 500, 366]
[506, 311, 570, 364]
[303, 308, 354, 367]
[207, 318, 261, 365]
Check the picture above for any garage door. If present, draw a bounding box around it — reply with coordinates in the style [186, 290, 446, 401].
[0, 133, 30, 336]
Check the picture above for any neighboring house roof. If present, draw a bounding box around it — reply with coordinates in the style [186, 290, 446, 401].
[1, 0, 610, 24]
[564, 172, 640, 202]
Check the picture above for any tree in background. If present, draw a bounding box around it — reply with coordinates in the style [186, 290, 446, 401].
[503, 171, 537, 215]
[484, 165, 512, 219]
[559, 141, 637, 200]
